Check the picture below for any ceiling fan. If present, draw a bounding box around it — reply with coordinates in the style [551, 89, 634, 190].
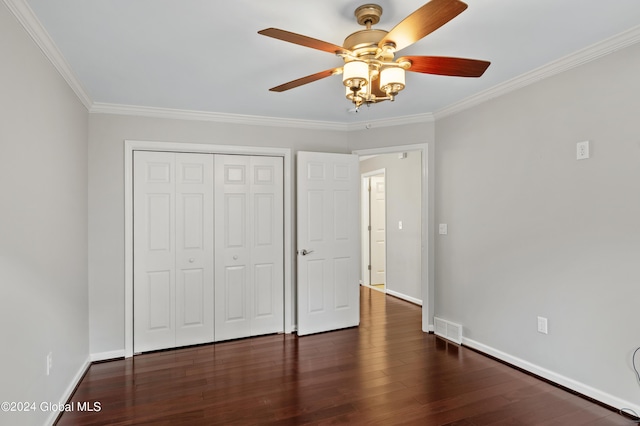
[258, 0, 490, 110]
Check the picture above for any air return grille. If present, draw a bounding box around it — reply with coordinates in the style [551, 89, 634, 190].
[434, 317, 462, 344]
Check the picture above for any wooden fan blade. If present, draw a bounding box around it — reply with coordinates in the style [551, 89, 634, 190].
[379, 0, 468, 52]
[399, 56, 490, 77]
[269, 68, 342, 92]
[258, 28, 348, 55]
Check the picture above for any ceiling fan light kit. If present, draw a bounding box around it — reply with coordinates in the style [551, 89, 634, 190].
[258, 0, 490, 110]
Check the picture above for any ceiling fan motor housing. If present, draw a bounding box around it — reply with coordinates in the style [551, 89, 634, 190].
[354, 4, 383, 26]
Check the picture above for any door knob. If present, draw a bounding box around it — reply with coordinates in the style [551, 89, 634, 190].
[233, 255, 238, 260]
[189, 258, 195, 263]
[300, 249, 314, 256]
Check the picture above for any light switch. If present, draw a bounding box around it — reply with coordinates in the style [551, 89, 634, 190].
[439, 224, 448, 235]
[398, 221, 403, 230]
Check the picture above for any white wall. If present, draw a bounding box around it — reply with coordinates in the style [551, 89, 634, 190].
[360, 151, 422, 302]
[435, 42, 640, 410]
[87, 113, 350, 355]
[0, 3, 89, 426]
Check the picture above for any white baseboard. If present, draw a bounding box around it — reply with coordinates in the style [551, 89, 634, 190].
[386, 289, 422, 306]
[91, 349, 125, 362]
[462, 337, 640, 416]
[45, 356, 91, 426]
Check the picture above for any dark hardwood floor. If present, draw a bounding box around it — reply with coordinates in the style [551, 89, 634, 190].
[57, 288, 633, 425]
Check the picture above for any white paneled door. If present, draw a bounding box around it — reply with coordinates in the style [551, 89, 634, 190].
[214, 155, 284, 341]
[133, 151, 214, 353]
[134, 151, 283, 353]
[370, 174, 386, 286]
[296, 152, 360, 336]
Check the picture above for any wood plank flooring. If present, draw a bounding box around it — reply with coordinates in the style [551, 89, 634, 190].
[57, 288, 632, 425]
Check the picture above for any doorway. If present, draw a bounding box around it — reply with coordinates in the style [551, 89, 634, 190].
[354, 144, 431, 332]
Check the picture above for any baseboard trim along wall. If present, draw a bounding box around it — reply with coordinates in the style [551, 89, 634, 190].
[91, 350, 126, 363]
[462, 337, 640, 417]
[45, 356, 91, 426]
[386, 289, 422, 306]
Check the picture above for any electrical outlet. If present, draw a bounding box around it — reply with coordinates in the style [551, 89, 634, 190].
[46, 352, 52, 375]
[577, 141, 590, 160]
[537, 317, 548, 334]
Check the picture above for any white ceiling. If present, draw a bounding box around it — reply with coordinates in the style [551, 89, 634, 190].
[23, 0, 640, 124]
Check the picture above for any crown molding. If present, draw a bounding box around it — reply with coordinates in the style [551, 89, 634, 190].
[345, 112, 435, 132]
[3, 0, 93, 110]
[91, 102, 434, 131]
[435, 24, 640, 120]
[90, 102, 354, 131]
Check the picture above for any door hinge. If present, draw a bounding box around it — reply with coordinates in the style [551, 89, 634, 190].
[368, 225, 371, 231]
[368, 265, 371, 271]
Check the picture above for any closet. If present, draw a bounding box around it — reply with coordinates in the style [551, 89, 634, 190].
[133, 151, 283, 353]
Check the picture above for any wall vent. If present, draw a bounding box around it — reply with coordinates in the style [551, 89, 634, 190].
[434, 317, 463, 344]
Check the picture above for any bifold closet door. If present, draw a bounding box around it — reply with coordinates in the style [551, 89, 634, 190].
[133, 151, 214, 353]
[214, 155, 284, 341]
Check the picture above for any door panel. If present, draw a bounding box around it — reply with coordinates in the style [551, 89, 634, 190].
[181, 269, 205, 325]
[175, 154, 214, 347]
[249, 156, 284, 335]
[147, 270, 172, 330]
[134, 151, 177, 352]
[225, 266, 247, 321]
[134, 151, 214, 352]
[297, 152, 360, 336]
[215, 155, 284, 340]
[215, 155, 251, 340]
[370, 175, 386, 286]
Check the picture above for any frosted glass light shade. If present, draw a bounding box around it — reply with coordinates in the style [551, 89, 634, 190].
[380, 67, 405, 94]
[343, 61, 369, 89]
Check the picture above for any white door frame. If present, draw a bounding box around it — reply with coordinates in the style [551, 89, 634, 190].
[124, 140, 292, 357]
[352, 143, 432, 333]
[360, 168, 386, 291]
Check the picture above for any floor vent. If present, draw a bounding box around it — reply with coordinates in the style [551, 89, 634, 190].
[434, 317, 463, 344]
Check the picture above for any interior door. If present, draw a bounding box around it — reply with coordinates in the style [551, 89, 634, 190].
[296, 151, 360, 336]
[133, 151, 214, 352]
[214, 154, 284, 341]
[369, 174, 386, 286]
[175, 154, 215, 347]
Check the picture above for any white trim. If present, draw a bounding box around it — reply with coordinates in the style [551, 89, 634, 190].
[386, 289, 422, 306]
[352, 143, 430, 332]
[92, 103, 349, 131]
[90, 350, 125, 362]
[124, 140, 293, 358]
[44, 356, 91, 426]
[3, 0, 92, 110]
[345, 113, 435, 131]
[462, 337, 640, 416]
[435, 24, 640, 120]
[91, 103, 436, 131]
